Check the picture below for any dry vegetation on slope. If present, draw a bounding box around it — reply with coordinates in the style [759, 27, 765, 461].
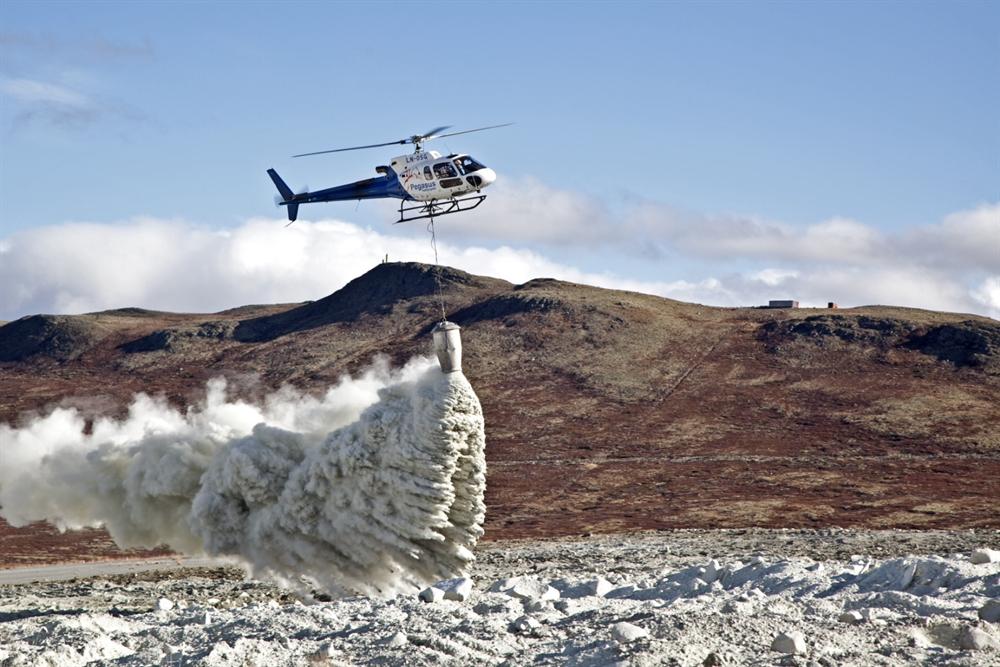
[1, 262, 998, 565]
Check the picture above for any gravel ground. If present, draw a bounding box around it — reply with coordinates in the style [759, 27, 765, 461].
[1, 529, 998, 666]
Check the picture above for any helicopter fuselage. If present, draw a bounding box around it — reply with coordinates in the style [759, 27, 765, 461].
[391, 150, 496, 202]
[267, 150, 496, 223]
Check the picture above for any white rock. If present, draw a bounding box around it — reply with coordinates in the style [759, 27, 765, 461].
[610, 621, 649, 643]
[838, 610, 864, 625]
[155, 598, 174, 612]
[436, 577, 474, 602]
[586, 576, 615, 597]
[79, 635, 132, 663]
[507, 578, 559, 602]
[418, 586, 445, 603]
[979, 599, 1000, 623]
[909, 628, 933, 649]
[510, 615, 541, 633]
[959, 626, 998, 651]
[771, 631, 807, 654]
[202, 611, 212, 626]
[703, 559, 722, 583]
[385, 631, 408, 647]
[970, 549, 1000, 564]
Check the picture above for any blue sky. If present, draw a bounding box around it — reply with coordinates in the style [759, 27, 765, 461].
[1, 1, 998, 320]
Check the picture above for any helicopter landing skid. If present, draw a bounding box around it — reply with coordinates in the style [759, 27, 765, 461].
[395, 195, 487, 224]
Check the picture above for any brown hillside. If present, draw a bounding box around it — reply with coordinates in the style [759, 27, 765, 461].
[1, 262, 998, 565]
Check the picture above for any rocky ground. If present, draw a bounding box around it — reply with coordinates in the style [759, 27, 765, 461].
[1, 529, 998, 666]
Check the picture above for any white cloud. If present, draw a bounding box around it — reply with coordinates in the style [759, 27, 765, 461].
[741, 266, 976, 313]
[456, 180, 999, 278]
[448, 185, 890, 264]
[608, 265, 979, 314]
[0, 75, 144, 128]
[0, 77, 100, 127]
[0, 78, 91, 108]
[625, 207, 888, 264]
[1, 199, 997, 321]
[898, 203, 1000, 272]
[971, 276, 1000, 319]
[452, 177, 614, 246]
[0, 217, 611, 318]
[444, 185, 999, 317]
[0, 216, 724, 319]
[751, 268, 800, 287]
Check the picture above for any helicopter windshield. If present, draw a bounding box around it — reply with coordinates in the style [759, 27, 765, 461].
[453, 156, 486, 175]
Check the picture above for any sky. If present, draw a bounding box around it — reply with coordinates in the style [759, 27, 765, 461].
[0, 1, 998, 321]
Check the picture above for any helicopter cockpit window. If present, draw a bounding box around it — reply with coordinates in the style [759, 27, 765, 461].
[433, 162, 458, 179]
[423, 166, 433, 181]
[454, 156, 486, 174]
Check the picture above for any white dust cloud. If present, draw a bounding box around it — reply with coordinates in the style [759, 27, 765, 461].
[0, 357, 487, 596]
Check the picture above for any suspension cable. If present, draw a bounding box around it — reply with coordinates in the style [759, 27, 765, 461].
[427, 210, 447, 322]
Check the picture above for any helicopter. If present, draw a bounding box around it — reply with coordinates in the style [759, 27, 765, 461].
[267, 124, 510, 224]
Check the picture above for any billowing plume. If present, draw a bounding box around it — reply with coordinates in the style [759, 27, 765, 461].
[0, 357, 487, 596]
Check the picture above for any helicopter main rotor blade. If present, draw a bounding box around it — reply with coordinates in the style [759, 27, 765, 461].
[291, 128, 449, 157]
[417, 125, 452, 141]
[292, 139, 409, 158]
[433, 123, 514, 140]
[290, 124, 509, 158]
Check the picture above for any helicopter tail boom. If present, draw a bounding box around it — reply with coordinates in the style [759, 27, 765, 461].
[267, 168, 299, 222]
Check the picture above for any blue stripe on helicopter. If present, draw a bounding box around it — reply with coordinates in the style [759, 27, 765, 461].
[298, 170, 411, 203]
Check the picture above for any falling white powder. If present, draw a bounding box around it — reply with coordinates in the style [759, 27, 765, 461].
[0, 356, 486, 596]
